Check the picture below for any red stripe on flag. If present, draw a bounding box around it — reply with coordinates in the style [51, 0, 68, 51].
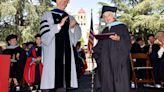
[88, 10, 94, 53]
[88, 30, 94, 53]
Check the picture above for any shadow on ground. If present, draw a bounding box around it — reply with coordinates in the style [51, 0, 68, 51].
[68, 74, 164, 92]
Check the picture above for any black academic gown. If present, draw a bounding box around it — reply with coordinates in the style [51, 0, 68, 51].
[29, 46, 42, 85]
[40, 8, 79, 89]
[151, 44, 164, 83]
[3, 46, 27, 83]
[34, 46, 42, 85]
[52, 9, 72, 88]
[93, 23, 131, 92]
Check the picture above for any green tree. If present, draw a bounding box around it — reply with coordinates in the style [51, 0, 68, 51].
[0, 0, 54, 44]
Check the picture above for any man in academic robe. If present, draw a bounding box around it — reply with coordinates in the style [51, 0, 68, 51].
[24, 34, 42, 89]
[3, 34, 27, 87]
[93, 6, 131, 92]
[40, 0, 81, 91]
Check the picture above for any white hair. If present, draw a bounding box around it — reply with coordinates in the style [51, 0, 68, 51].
[155, 32, 164, 38]
[112, 12, 117, 19]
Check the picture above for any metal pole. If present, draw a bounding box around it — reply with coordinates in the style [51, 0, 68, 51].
[91, 53, 95, 92]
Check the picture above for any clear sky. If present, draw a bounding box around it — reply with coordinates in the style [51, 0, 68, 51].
[66, 0, 110, 28]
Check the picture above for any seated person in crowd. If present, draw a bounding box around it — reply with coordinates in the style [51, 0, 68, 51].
[131, 37, 147, 53]
[129, 32, 135, 45]
[131, 37, 148, 79]
[143, 34, 156, 55]
[151, 32, 164, 84]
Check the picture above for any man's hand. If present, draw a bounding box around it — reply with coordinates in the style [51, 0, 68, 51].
[32, 57, 41, 64]
[16, 53, 20, 60]
[161, 41, 164, 48]
[59, 16, 68, 27]
[109, 34, 120, 41]
[162, 39, 164, 47]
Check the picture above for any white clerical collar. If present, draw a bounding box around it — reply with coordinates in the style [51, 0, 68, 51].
[158, 47, 164, 58]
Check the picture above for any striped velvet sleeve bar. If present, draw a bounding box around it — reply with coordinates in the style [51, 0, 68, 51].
[40, 20, 50, 36]
[40, 25, 49, 31]
[40, 20, 48, 25]
[40, 29, 50, 36]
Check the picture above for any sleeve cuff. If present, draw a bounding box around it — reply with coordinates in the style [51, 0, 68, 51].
[71, 28, 75, 33]
[158, 47, 164, 58]
[57, 24, 61, 30]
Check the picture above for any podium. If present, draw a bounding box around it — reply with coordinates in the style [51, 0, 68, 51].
[0, 55, 11, 92]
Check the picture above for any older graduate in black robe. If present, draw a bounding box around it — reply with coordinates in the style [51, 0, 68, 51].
[93, 6, 131, 92]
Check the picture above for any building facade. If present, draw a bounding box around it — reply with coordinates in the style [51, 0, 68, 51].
[75, 8, 89, 46]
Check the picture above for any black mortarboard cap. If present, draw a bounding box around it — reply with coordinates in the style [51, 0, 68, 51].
[35, 34, 41, 38]
[52, 0, 56, 2]
[6, 34, 18, 42]
[100, 5, 117, 18]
